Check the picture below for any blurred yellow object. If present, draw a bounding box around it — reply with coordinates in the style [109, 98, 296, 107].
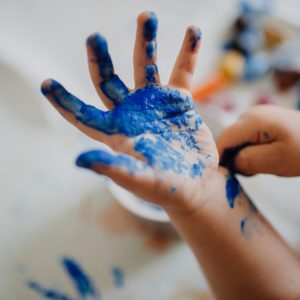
[193, 50, 244, 102]
[220, 50, 245, 80]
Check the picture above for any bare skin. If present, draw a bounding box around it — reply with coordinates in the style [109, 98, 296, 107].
[217, 105, 300, 176]
[41, 12, 300, 300]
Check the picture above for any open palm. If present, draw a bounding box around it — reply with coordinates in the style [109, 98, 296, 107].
[42, 12, 218, 209]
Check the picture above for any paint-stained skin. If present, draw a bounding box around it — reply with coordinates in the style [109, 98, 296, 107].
[144, 64, 158, 84]
[143, 12, 158, 60]
[43, 77, 205, 179]
[87, 34, 129, 104]
[240, 217, 247, 233]
[225, 173, 241, 208]
[225, 173, 259, 238]
[28, 257, 101, 300]
[41, 12, 210, 190]
[188, 27, 202, 51]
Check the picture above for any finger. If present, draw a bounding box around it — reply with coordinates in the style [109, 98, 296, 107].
[169, 26, 201, 90]
[76, 149, 156, 195]
[87, 33, 130, 108]
[41, 79, 117, 137]
[234, 143, 284, 175]
[134, 11, 160, 87]
[217, 118, 277, 173]
[217, 118, 275, 158]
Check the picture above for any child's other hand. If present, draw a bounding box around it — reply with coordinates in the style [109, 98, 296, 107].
[41, 12, 218, 213]
[217, 105, 300, 176]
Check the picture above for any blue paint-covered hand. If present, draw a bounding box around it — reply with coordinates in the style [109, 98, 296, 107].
[41, 12, 218, 210]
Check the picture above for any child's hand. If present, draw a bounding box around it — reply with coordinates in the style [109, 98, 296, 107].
[41, 12, 218, 212]
[217, 105, 300, 176]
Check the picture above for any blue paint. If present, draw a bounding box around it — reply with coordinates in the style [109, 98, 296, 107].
[43, 75, 205, 179]
[111, 266, 125, 288]
[225, 173, 241, 208]
[143, 12, 158, 41]
[146, 41, 156, 59]
[100, 75, 129, 103]
[170, 187, 176, 193]
[87, 33, 114, 80]
[86, 33, 129, 104]
[144, 64, 158, 84]
[27, 257, 100, 300]
[189, 159, 205, 178]
[28, 281, 73, 300]
[134, 136, 204, 177]
[76, 150, 145, 174]
[62, 257, 99, 299]
[220, 142, 252, 174]
[240, 217, 247, 233]
[188, 27, 201, 51]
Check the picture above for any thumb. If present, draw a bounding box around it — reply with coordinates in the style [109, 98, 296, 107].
[76, 149, 156, 196]
[234, 143, 282, 175]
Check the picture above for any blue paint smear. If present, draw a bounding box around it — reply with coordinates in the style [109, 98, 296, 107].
[225, 173, 241, 208]
[86, 33, 129, 104]
[189, 159, 205, 178]
[111, 266, 125, 288]
[87, 33, 113, 80]
[170, 187, 176, 193]
[240, 217, 247, 234]
[220, 142, 252, 174]
[28, 281, 74, 300]
[143, 13, 158, 60]
[143, 12, 158, 41]
[146, 42, 156, 59]
[76, 149, 145, 175]
[62, 257, 99, 298]
[144, 64, 158, 84]
[100, 74, 129, 103]
[43, 80, 205, 179]
[143, 200, 163, 211]
[188, 27, 201, 51]
[27, 257, 100, 300]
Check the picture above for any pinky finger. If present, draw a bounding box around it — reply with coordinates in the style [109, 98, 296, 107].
[76, 149, 156, 197]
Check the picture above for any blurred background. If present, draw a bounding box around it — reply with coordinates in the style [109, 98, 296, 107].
[1, 0, 300, 299]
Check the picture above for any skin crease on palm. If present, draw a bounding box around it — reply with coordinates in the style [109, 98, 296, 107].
[41, 11, 219, 211]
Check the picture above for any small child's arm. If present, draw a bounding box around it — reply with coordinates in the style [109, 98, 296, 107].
[167, 166, 300, 300]
[41, 12, 300, 300]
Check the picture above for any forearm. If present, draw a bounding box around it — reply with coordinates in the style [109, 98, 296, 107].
[165, 167, 300, 300]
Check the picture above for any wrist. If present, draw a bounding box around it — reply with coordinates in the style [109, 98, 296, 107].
[163, 166, 231, 222]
